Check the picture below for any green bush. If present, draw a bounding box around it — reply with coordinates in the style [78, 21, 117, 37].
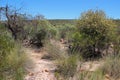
[0, 25, 14, 62]
[0, 24, 27, 80]
[27, 20, 58, 47]
[30, 28, 47, 47]
[72, 10, 117, 59]
[2, 46, 27, 80]
[58, 24, 76, 40]
[48, 27, 58, 39]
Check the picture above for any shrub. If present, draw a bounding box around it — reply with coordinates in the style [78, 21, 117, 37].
[0, 25, 14, 62]
[101, 55, 120, 80]
[48, 27, 58, 39]
[55, 55, 78, 79]
[75, 70, 104, 80]
[58, 24, 76, 40]
[0, 42, 27, 80]
[0, 24, 27, 80]
[2, 46, 27, 80]
[28, 20, 58, 47]
[72, 10, 117, 59]
[30, 28, 47, 47]
[43, 40, 66, 60]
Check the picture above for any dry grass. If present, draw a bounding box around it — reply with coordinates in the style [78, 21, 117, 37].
[0, 44, 29, 80]
[55, 55, 78, 79]
[100, 55, 120, 80]
[43, 40, 66, 60]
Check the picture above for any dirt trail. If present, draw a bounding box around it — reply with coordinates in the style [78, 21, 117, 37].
[24, 48, 56, 80]
[24, 40, 105, 80]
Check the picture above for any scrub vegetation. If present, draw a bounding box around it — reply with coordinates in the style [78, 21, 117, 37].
[0, 5, 120, 80]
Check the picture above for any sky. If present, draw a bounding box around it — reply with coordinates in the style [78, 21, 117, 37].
[0, 0, 120, 19]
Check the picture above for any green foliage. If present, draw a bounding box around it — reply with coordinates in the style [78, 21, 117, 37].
[2, 46, 26, 80]
[48, 27, 58, 39]
[58, 24, 76, 40]
[114, 19, 120, 31]
[101, 55, 120, 80]
[72, 10, 117, 59]
[49, 19, 76, 26]
[75, 70, 104, 80]
[0, 24, 14, 61]
[112, 34, 120, 55]
[56, 55, 78, 79]
[0, 24, 27, 80]
[43, 40, 66, 60]
[27, 20, 57, 47]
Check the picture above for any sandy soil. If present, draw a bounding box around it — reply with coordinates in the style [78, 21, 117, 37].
[24, 48, 57, 80]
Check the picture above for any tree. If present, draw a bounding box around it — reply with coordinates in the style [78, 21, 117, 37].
[73, 10, 117, 59]
[1, 5, 26, 40]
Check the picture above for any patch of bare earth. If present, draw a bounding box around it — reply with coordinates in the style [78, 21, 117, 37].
[24, 48, 57, 80]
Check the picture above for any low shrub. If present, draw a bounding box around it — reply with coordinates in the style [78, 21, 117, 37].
[43, 40, 66, 60]
[27, 20, 58, 47]
[55, 55, 78, 79]
[101, 55, 120, 80]
[0, 25, 27, 80]
[0, 44, 27, 80]
[75, 70, 104, 80]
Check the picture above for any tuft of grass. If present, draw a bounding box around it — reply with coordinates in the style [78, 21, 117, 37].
[55, 55, 78, 79]
[0, 30, 28, 80]
[74, 70, 104, 80]
[0, 25, 34, 80]
[0, 44, 28, 80]
[43, 40, 66, 60]
[100, 55, 120, 80]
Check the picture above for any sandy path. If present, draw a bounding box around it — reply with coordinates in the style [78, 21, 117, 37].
[24, 48, 56, 80]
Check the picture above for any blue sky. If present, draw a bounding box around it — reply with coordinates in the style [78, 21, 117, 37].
[0, 0, 120, 19]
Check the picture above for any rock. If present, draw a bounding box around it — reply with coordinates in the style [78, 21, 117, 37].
[45, 69, 49, 72]
[105, 74, 110, 80]
[29, 72, 34, 76]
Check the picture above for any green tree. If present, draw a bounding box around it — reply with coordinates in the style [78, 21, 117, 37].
[73, 10, 117, 59]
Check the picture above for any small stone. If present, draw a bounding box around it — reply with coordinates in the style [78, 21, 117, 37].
[29, 72, 34, 76]
[45, 69, 49, 72]
[79, 68, 85, 72]
[105, 74, 110, 79]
